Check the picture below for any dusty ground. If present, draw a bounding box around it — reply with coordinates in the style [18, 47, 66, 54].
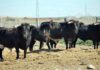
[0, 43, 100, 70]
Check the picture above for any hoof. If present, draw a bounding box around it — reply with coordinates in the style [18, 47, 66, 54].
[16, 57, 19, 60]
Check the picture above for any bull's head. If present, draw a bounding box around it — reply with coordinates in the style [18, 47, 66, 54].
[17, 23, 33, 48]
[31, 26, 47, 42]
[17, 23, 32, 40]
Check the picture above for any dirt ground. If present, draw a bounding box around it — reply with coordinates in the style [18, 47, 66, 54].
[0, 43, 100, 70]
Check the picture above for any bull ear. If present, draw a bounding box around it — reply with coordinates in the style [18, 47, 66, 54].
[17, 26, 22, 33]
[17, 26, 22, 30]
[30, 26, 33, 31]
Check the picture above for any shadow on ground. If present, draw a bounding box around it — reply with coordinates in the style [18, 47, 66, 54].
[27, 49, 64, 54]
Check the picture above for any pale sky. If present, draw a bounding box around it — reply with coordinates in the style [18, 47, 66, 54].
[0, 0, 100, 17]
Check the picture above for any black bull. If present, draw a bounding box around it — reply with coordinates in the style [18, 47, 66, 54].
[73, 23, 100, 49]
[0, 23, 33, 61]
[39, 20, 80, 50]
[29, 25, 46, 52]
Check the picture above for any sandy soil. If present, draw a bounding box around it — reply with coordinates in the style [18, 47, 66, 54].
[0, 43, 100, 70]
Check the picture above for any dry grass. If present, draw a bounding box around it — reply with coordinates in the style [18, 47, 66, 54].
[0, 43, 100, 70]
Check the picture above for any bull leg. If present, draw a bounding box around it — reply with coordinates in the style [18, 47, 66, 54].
[50, 40, 56, 49]
[39, 41, 44, 50]
[64, 39, 68, 49]
[72, 38, 77, 48]
[24, 49, 27, 58]
[93, 41, 96, 49]
[0, 48, 4, 61]
[50, 41, 53, 48]
[95, 41, 99, 49]
[97, 41, 99, 49]
[54, 43, 57, 48]
[69, 41, 73, 49]
[53, 41, 57, 48]
[68, 40, 73, 49]
[46, 42, 51, 50]
[29, 40, 36, 52]
[54, 41, 59, 48]
[16, 47, 19, 59]
[73, 42, 76, 48]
